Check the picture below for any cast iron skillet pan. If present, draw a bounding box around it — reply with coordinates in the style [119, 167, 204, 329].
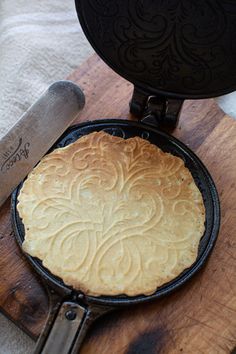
[12, 119, 220, 354]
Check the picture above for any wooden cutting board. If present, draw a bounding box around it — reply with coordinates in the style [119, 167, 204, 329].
[0, 54, 236, 354]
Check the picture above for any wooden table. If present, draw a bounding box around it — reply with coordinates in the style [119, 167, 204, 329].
[0, 54, 236, 354]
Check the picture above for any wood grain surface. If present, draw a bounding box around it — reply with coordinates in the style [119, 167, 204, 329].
[0, 54, 236, 353]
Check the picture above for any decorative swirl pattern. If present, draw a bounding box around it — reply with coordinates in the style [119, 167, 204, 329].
[78, 0, 236, 96]
[17, 131, 205, 296]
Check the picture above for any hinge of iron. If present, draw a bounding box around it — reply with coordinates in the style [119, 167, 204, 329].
[129, 86, 184, 130]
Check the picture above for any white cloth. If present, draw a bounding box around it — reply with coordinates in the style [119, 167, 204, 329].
[0, 0, 94, 140]
[0, 313, 33, 354]
[0, 1, 93, 353]
[215, 92, 236, 119]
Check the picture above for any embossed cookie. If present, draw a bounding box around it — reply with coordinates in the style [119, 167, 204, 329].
[17, 131, 205, 296]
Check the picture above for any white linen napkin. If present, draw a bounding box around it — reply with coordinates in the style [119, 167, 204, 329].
[0, 0, 93, 140]
[215, 92, 236, 119]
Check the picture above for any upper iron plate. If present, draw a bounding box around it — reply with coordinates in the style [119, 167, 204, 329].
[75, 0, 236, 99]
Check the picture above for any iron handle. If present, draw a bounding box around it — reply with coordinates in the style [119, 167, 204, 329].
[34, 300, 111, 354]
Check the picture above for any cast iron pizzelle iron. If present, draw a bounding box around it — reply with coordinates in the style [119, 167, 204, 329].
[11, 0, 236, 352]
[12, 120, 220, 354]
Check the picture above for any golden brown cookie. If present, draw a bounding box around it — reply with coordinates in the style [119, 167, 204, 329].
[17, 131, 205, 296]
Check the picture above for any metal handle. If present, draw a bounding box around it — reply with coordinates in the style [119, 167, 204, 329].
[34, 300, 111, 354]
